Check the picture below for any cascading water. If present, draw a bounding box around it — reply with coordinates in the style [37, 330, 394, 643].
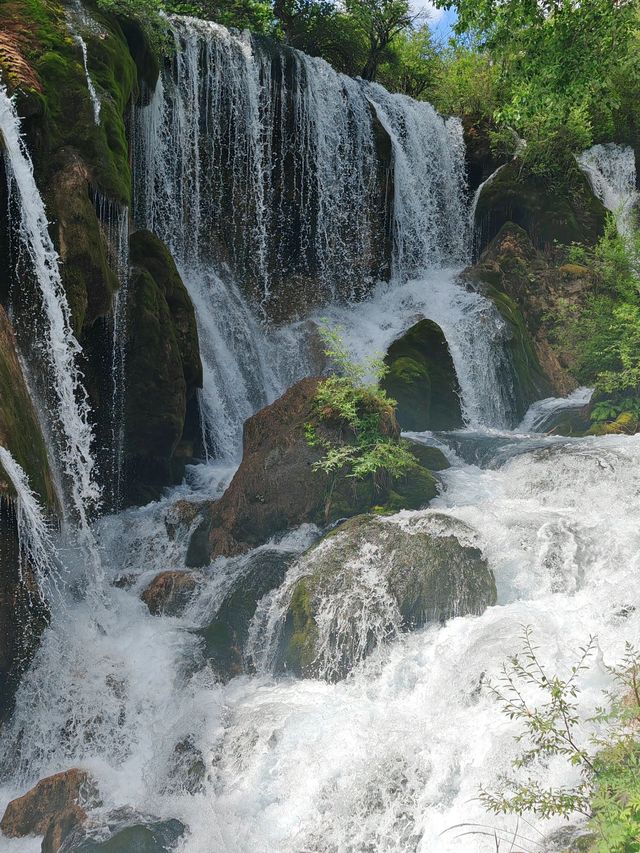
[0, 447, 61, 599]
[579, 142, 639, 237]
[0, 86, 100, 536]
[75, 33, 101, 124]
[134, 17, 500, 456]
[93, 192, 130, 509]
[6, 19, 638, 853]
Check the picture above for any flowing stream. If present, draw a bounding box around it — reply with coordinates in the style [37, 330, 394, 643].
[1, 20, 639, 853]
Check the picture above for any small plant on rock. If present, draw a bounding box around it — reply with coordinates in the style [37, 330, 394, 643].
[305, 324, 416, 481]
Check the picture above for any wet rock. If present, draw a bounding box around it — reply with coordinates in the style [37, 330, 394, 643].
[60, 809, 185, 852]
[198, 548, 300, 678]
[0, 307, 55, 720]
[473, 158, 606, 255]
[406, 441, 450, 472]
[463, 223, 576, 407]
[206, 378, 440, 559]
[123, 231, 203, 505]
[382, 320, 463, 431]
[141, 571, 200, 617]
[0, 769, 98, 843]
[279, 513, 496, 680]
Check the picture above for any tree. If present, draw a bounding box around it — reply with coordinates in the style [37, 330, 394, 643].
[346, 0, 418, 81]
[378, 24, 439, 98]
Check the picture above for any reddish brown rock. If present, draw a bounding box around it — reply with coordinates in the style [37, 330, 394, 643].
[0, 769, 96, 842]
[205, 378, 402, 560]
[141, 571, 200, 616]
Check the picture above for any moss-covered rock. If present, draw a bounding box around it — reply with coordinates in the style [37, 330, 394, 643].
[474, 159, 606, 255]
[198, 548, 299, 679]
[0, 307, 54, 720]
[129, 231, 203, 392]
[278, 513, 496, 680]
[463, 223, 585, 408]
[382, 320, 463, 432]
[204, 378, 443, 559]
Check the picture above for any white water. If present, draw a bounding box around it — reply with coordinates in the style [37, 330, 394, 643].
[0, 447, 60, 599]
[134, 17, 510, 456]
[578, 143, 639, 237]
[0, 86, 101, 533]
[94, 193, 130, 508]
[75, 34, 101, 124]
[2, 426, 638, 852]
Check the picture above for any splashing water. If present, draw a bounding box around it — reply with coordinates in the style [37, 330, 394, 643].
[578, 143, 639, 237]
[0, 86, 100, 535]
[0, 447, 61, 600]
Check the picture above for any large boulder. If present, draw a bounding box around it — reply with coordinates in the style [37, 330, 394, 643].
[52, 811, 185, 852]
[0, 769, 97, 845]
[473, 159, 606, 255]
[277, 513, 496, 680]
[123, 230, 203, 504]
[203, 378, 441, 559]
[464, 223, 594, 403]
[382, 320, 463, 431]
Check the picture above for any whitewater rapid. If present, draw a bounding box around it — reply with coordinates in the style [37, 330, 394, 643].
[2, 422, 639, 853]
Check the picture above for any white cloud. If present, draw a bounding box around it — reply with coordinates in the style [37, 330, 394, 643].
[410, 0, 446, 23]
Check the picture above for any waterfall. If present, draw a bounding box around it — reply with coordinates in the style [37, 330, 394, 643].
[0, 86, 100, 533]
[75, 34, 101, 124]
[0, 447, 61, 599]
[94, 192, 130, 508]
[578, 143, 639, 237]
[133, 16, 513, 452]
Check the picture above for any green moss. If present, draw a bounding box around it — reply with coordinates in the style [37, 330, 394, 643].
[0, 309, 56, 511]
[130, 231, 203, 390]
[382, 319, 463, 432]
[385, 465, 438, 512]
[485, 283, 552, 418]
[406, 442, 450, 471]
[284, 580, 319, 675]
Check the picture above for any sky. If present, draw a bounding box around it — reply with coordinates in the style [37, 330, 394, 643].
[413, 1, 458, 41]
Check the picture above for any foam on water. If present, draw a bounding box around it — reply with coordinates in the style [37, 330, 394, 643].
[2, 432, 638, 852]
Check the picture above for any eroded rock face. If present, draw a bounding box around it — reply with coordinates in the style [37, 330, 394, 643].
[382, 320, 463, 432]
[464, 223, 594, 401]
[0, 769, 97, 844]
[204, 378, 440, 560]
[0, 307, 54, 720]
[278, 513, 496, 680]
[473, 159, 606, 255]
[124, 231, 203, 505]
[141, 571, 200, 617]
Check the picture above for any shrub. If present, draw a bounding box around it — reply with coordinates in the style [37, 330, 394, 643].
[306, 325, 416, 481]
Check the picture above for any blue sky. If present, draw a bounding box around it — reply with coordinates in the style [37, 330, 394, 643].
[414, 2, 458, 41]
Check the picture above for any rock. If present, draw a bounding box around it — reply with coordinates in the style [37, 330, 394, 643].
[473, 159, 606, 255]
[56, 809, 185, 852]
[204, 378, 440, 559]
[278, 513, 496, 680]
[0, 769, 97, 843]
[406, 441, 450, 472]
[462, 117, 510, 196]
[0, 307, 55, 720]
[197, 548, 300, 679]
[141, 571, 200, 617]
[382, 320, 463, 431]
[463, 223, 580, 407]
[123, 232, 203, 505]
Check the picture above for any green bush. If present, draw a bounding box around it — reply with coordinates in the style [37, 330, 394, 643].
[306, 326, 416, 481]
[479, 628, 640, 852]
